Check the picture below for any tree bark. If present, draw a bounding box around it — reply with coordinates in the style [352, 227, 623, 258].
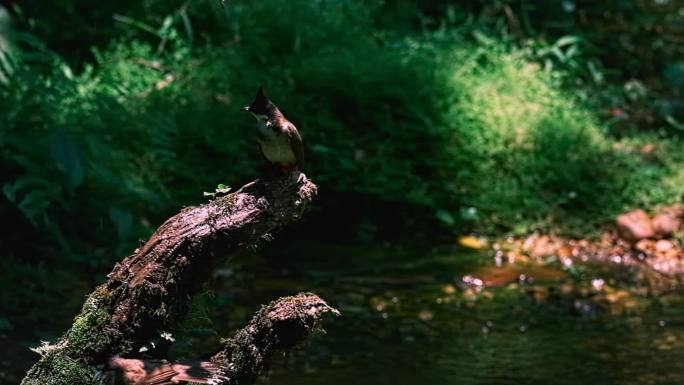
[209, 292, 339, 384]
[103, 293, 338, 385]
[22, 173, 326, 385]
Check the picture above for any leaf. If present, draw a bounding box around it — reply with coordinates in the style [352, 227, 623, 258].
[665, 115, 684, 131]
[215, 184, 231, 194]
[436, 209, 455, 226]
[11, 176, 55, 192]
[2, 183, 15, 202]
[159, 15, 174, 36]
[49, 131, 84, 191]
[587, 60, 604, 84]
[554, 35, 581, 48]
[179, 8, 194, 44]
[550, 46, 565, 62]
[459, 206, 479, 221]
[18, 189, 55, 218]
[60, 63, 73, 80]
[113, 14, 159, 37]
[472, 30, 495, 46]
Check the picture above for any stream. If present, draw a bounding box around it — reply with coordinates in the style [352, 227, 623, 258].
[167, 242, 684, 385]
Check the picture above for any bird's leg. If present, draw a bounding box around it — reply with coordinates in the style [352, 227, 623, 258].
[281, 164, 298, 173]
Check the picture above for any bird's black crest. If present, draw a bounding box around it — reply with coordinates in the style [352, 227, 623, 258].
[243, 86, 272, 114]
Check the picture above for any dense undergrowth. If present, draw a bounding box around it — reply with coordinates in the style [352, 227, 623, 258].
[1, 0, 684, 333]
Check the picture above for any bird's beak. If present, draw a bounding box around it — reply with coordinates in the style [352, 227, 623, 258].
[242, 106, 250, 112]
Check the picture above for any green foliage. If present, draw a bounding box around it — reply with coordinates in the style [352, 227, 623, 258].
[0, 256, 85, 324]
[2, 0, 684, 264]
[440, 46, 617, 231]
[405, 1, 684, 133]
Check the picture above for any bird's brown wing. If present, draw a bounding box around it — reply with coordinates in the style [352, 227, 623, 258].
[108, 357, 221, 385]
[144, 361, 221, 385]
[139, 361, 179, 385]
[286, 123, 305, 170]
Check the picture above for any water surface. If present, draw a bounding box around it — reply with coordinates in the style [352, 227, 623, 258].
[173, 243, 684, 385]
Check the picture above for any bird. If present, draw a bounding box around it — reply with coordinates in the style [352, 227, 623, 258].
[101, 356, 224, 385]
[242, 87, 304, 173]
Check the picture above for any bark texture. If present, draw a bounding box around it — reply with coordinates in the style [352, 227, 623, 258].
[22, 173, 322, 385]
[103, 293, 338, 385]
[210, 293, 339, 384]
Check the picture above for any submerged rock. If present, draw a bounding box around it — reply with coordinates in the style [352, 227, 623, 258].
[496, 232, 684, 291]
[522, 235, 564, 258]
[652, 205, 683, 238]
[616, 209, 655, 241]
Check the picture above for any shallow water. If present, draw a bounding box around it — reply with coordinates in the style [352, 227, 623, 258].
[171, 243, 684, 385]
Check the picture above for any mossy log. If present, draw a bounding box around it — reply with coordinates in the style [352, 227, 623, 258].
[22, 173, 324, 385]
[210, 293, 339, 384]
[104, 293, 338, 384]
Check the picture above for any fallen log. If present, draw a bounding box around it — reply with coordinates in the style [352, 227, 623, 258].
[22, 173, 327, 385]
[103, 293, 338, 385]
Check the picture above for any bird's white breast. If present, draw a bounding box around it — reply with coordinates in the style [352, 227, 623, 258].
[257, 123, 296, 165]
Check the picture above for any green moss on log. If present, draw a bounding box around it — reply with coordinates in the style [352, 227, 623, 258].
[22, 351, 91, 385]
[66, 289, 115, 356]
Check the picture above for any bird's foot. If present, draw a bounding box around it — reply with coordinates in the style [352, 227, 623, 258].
[291, 170, 306, 183]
